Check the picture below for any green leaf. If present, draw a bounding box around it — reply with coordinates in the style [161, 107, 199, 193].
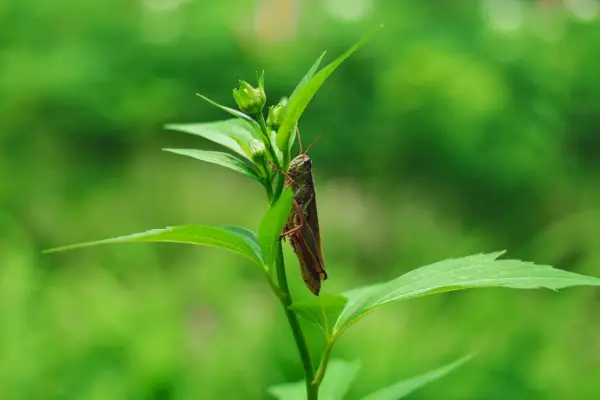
[267, 381, 305, 400]
[291, 251, 600, 337]
[257, 69, 265, 89]
[289, 51, 326, 102]
[361, 355, 472, 400]
[196, 93, 261, 131]
[276, 26, 382, 166]
[320, 359, 361, 400]
[258, 188, 293, 271]
[221, 226, 263, 264]
[44, 225, 264, 267]
[267, 359, 360, 400]
[164, 118, 257, 161]
[163, 148, 262, 182]
[288, 294, 347, 338]
[282, 51, 326, 153]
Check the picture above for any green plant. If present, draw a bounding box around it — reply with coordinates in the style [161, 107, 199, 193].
[45, 28, 600, 400]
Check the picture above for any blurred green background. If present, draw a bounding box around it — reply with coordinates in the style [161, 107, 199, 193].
[2, 0, 600, 398]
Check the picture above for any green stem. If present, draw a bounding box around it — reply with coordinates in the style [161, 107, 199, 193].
[256, 112, 280, 169]
[264, 172, 274, 201]
[274, 241, 318, 400]
[312, 339, 334, 389]
[273, 172, 286, 202]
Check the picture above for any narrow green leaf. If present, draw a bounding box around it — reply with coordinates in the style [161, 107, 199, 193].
[196, 93, 259, 127]
[267, 359, 360, 400]
[361, 355, 472, 400]
[44, 225, 264, 267]
[289, 51, 326, 102]
[276, 26, 382, 166]
[258, 188, 293, 271]
[164, 118, 257, 161]
[163, 148, 262, 182]
[258, 70, 265, 88]
[320, 359, 362, 400]
[283, 51, 326, 153]
[291, 252, 600, 337]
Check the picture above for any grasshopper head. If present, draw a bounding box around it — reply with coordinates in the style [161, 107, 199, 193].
[288, 154, 312, 174]
[286, 154, 312, 187]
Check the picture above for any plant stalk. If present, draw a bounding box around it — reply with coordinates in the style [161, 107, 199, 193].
[274, 241, 318, 400]
[256, 112, 280, 169]
[272, 173, 286, 203]
[312, 339, 334, 389]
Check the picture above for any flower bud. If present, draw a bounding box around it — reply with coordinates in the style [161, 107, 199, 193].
[249, 139, 267, 166]
[267, 102, 286, 131]
[233, 79, 266, 115]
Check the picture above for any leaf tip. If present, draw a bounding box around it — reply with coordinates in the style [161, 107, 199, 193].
[42, 244, 80, 254]
[494, 250, 508, 259]
[196, 93, 213, 104]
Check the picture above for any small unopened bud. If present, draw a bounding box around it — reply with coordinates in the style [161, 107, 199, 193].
[233, 79, 266, 115]
[249, 139, 267, 166]
[267, 102, 286, 131]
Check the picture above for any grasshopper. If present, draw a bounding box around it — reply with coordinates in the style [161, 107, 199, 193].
[275, 131, 327, 296]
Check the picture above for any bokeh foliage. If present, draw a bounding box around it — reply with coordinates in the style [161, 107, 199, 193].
[2, 0, 600, 398]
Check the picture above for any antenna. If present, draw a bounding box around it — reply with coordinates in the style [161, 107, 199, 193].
[304, 131, 324, 155]
[296, 127, 324, 156]
[296, 127, 304, 154]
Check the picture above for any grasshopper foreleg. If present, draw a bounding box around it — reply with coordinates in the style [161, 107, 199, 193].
[281, 199, 306, 239]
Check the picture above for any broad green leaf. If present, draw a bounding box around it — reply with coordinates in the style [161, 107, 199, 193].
[267, 381, 305, 400]
[267, 359, 360, 400]
[44, 225, 264, 267]
[196, 93, 261, 131]
[320, 359, 361, 400]
[258, 188, 293, 271]
[276, 26, 382, 166]
[164, 118, 257, 161]
[288, 294, 347, 338]
[361, 355, 472, 400]
[221, 226, 263, 264]
[291, 252, 600, 337]
[163, 148, 262, 182]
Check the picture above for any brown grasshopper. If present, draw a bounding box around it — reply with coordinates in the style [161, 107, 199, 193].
[274, 131, 327, 296]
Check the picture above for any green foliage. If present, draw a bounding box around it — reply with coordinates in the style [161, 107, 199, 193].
[163, 148, 262, 182]
[45, 225, 264, 267]
[276, 27, 382, 167]
[319, 359, 362, 400]
[268, 381, 306, 400]
[195, 93, 259, 128]
[164, 119, 258, 161]
[270, 359, 361, 400]
[269, 355, 471, 400]
[259, 188, 293, 271]
[361, 355, 472, 400]
[291, 252, 600, 338]
[38, 19, 600, 400]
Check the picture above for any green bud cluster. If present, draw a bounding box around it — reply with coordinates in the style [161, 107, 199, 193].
[232, 80, 266, 115]
[267, 100, 287, 131]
